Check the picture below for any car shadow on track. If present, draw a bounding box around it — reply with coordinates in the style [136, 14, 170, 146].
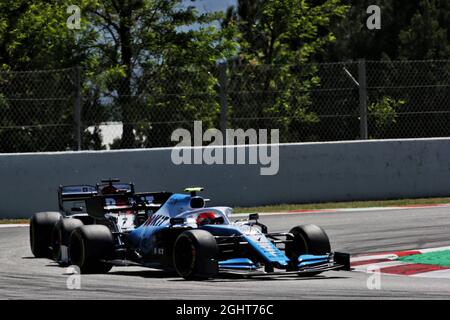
[109, 269, 178, 279]
[171, 275, 350, 283]
[22, 256, 67, 268]
[108, 269, 349, 282]
[23, 256, 351, 282]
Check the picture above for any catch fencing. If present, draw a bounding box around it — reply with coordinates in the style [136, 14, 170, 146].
[1, 60, 449, 153]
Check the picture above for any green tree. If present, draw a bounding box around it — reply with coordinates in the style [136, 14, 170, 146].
[222, 0, 348, 141]
[399, 0, 450, 60]
[84, 0, 236, 148]
[323, 1, 450, 140]
[0, 0, 96, 152]
[368, 96, 405, 138]
[224, 0, 348, 65]
[0, 0, 92, 70]
[326, 0, 450, 61]
[0, 0, 237, 151]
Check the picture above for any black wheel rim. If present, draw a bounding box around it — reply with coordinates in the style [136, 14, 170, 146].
[52, 227, 61, 261]
[287, 232, 308, 260]
[70, 233, 84, 267]
[174, 237, 196, 277]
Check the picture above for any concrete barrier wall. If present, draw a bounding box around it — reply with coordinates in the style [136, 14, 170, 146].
[1, 138, 450, 218]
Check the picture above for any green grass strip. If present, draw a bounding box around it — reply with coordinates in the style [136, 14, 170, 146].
[0, 219, 29, 224]
[399, 250, 450, 268]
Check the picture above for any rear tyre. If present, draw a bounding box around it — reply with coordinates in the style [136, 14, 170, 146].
[285, 224, 331, 276]
[52, 218, 84, 265]
[30, 212, 62, 258]
[173, 230, 219, 280]
[69, 225, 114, 274]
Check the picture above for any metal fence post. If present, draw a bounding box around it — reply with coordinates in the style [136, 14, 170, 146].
[218, 62, 228, 136]
[358, 59, 368, 140]
[74, 66, 82, 151]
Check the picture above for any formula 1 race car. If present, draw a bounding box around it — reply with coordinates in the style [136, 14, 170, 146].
[30, 180, 350, 279]
[30, 179, 171, 264]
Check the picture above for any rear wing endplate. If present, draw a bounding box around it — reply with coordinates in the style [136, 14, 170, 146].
[58, 185, 97, 211]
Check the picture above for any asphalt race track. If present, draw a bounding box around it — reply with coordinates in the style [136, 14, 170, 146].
[1, 207, 450, 299]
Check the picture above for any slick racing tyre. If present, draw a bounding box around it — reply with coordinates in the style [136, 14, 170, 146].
[30, 212, 62, 258]
[173, 230, 219, 280]
[51, 218, 84, 265]
[285, 224, 331, 276]
[285, 224, 331, 259]
[69, 225, 114, 274]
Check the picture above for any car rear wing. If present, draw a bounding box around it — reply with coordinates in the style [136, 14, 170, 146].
[58, 185, 98, 212]
[85, 191, 173, 219]
[135, 191, 173, 207]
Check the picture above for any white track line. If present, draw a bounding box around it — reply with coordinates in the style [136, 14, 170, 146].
[233, 203, 450, 217]
[351, 254, 398, 262]
[352, 261, 407, 272]
[411, 269, 450, 278]
[0, 224, 29, 228]
[418, 246, 450, 254]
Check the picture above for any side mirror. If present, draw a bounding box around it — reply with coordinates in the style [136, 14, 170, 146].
[190, 196, 205, 209]
[249, 213, 259, 221]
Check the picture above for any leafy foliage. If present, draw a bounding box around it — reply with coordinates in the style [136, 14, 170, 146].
[1, 1, 450, 151]
[327, 0, 450, 61]
[368, 96, 405, 133]
[82, 0, 237, 148]
[223, 0, 348, 141]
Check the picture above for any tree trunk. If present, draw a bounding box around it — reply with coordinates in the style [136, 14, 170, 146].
[118, 5, 134, 149]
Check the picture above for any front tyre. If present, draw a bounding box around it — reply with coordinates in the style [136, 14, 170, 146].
[285, 224, 331, 276]
[30, 212, 62, 258]
[286, 224, 331, 257]
[69, 225, 114, 274]
[173, 230, 219, 280]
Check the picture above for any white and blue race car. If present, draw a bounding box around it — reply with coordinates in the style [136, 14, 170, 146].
[30, 182, 350, 279]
